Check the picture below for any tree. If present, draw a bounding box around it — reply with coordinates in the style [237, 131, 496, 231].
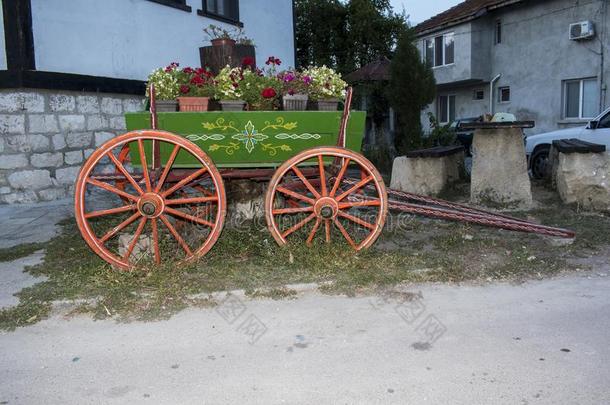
[294, 0, 406, 75]
[387, 29, 436, 154]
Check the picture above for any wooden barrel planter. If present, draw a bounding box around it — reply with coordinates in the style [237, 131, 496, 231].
[199, 44, 256, 74]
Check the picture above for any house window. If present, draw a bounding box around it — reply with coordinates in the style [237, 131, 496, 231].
[473, 89, 485, 100]
[198, 0, 242, 26]
[564, 78, 598, 119]
[494, 19, 502, 44]
[424, 33, 454, 67]
[498, 86, 510, 103]
[438, 95, 456, 124]
[146, 0, 192, 12]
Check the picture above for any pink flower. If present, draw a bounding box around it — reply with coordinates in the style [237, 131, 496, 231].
[262, 87, 277, 99]
[302, 75, 312, 85]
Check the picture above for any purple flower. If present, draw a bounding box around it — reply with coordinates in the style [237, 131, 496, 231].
[302, 75, 312, 85]
[283, 72, 295, 83]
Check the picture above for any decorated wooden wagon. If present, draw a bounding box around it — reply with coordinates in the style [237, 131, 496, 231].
[74, 87, 574, 270]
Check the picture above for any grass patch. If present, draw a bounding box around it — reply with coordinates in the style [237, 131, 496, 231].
[2, 185, 609, 331]
[0, 243, 46, 262]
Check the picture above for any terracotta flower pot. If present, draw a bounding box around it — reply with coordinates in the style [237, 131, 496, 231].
[155, 100, 178, 112]
[317, 98, 340, 111]
[220, 100, 246, 111]
[211, 38, 236, 47]
[282, 94, 308, 111]
[177, 97, 210, 112]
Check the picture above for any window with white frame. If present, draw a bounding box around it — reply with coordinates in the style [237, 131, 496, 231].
[564, 78, 598, 119]
[424, 33, 454, 67]
[438, 95, 456, 124]
[473, 89, 484, 100]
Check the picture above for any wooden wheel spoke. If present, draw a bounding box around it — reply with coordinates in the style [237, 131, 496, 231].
[85, 204, 135, 219]
[318, 155, 328, 196]
[137, 139, 153, 192]
[159, 214, 193, 256]
[161, 167, 208, 198]
[324, 219, 331, 243]
[306, 218, 321, 245]
[100, 212, 141, 243]
[151, 218, 161, 264]
[281, 213, 316, 238]
[165, 196, 218, 205]
[333, 218, 357, 248]
[123, 217, 148, 261]
[87, 177, 139, 202]
[273, 206, 314, 215]
[165, 206, 215, 227]
[154, 144, 181, 193]
[338, 199, 381, 209]
[276, 186, 316, 205]
[337, 210, 376, 230]
[330, 158, 350, 197]
[107, 152, 144, 195]
[336, 175, 373, 201]
[291, 166, 320, 198]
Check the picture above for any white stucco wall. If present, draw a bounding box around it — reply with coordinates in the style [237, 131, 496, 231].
[0, 5, 7, 70]
[30, 0, 295, 80]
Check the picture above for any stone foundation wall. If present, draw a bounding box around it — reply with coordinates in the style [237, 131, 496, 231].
[0, 89, 145, 204]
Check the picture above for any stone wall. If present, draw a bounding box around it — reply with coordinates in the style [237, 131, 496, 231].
[0, 89, 145, 204]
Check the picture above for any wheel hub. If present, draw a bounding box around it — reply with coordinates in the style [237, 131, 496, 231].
[314, 197, 338, 220]
[137, 193, 165, 218]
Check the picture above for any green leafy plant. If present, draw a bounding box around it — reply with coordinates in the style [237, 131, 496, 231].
[425, 112, 457, 147]
[178, 67, 216, 98]
[203, 24, 255, 46]
[214, 65, 245, 100]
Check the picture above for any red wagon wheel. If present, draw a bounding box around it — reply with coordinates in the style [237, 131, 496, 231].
[74, 130, 226, 270]
[265, 146, 388, 250]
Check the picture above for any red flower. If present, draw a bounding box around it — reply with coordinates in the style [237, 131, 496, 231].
[182, 67, 194, 74]
[190, 75, 205, 85]
[262, 87, 277, 99]
[179, 85, 190, 94]
[242, 56, 255, 67]
[265, 56, 281, 66]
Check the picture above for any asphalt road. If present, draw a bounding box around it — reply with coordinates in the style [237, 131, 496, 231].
[1, 272, 609, 404]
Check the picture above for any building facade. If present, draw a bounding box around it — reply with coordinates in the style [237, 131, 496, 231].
[0, 0, 295, 204]
[415, 0, 609, 135]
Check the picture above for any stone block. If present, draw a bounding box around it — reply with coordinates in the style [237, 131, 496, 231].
[65, 132, 92, 148]
[555, 152, 610, 211]
[55, 166, 81, 185]
[123, 98, 145, 113]
[52, 134, 67, 150]
[101, 97, 123, 114]
[0, 115, 25, 134]
[87, 114, 108, 131]
[21, 93, 45, 113]
[76, 96, 99, 113]
[58, 115, 86, 132]
[108, 116, 126, 130]
[38, 187, 68, 201]
[390, 155, 454, 196]
[64, 150, 83, 165]
[8, 169, 53, 190]
[95, 131, 115, 146]
[470, 128, 532, 208]
[0, 186, 10, 194]
[0, 92, 44, 113]
[0, 139, 3, 153]
[84, 149, 94, 159]
[1, 190, 39, 204]
[0, 154, 29, 169]
[29, 114, 59, 133]
[31, 152, 63, 168]
[50, 94, 76, 112]
[5, 134, 50, 153]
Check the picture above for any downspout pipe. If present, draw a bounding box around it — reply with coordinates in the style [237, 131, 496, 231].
[490, 73, 501, 115]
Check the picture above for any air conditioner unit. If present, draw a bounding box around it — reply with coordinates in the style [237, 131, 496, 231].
[569, 21, 595, 40]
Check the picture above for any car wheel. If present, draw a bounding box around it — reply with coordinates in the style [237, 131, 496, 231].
[530, 145, 550, 180]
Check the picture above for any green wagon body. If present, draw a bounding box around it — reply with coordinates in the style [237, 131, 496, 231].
[125, 111, 366, 168]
